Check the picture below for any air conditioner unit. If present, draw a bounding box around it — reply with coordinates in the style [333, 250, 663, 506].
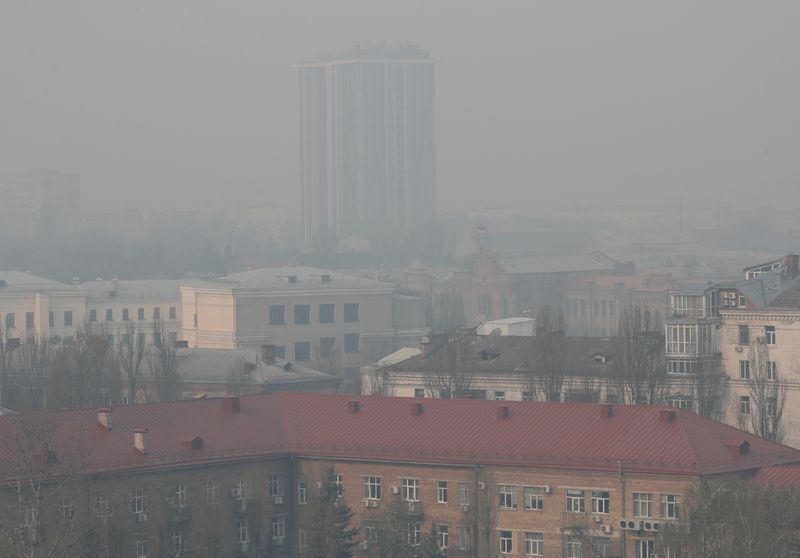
[592, 515, 602, 524]
[359, 541, 369, 550]
[601, 524, 612, 535]
[390, 486, 400, 495]
[460, 504, 470, 512]
[757, 336, 766, 344]
[619, 519, 641, 531]
[137, 513, 148, 522]
[735, 346, 744, 353]
[541, 485, 552, 494]
[644, 521, 661, 532]
[362, 499, 371, 507]
[368, 500, 379, 508]
[273, 496, 284, 505]
[642, 521, 654, 531]
[478, 482, 485, 490]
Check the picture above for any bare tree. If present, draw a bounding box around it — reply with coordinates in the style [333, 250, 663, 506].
[694, 363, 726, 420]
[522, 306, 567, 402]
[14, 335, 50, 411]
[46, 325, 116, 409]
[0, 322, 19, 408]
[466, 466, 497, 558]
[118, 321, 146, 404]
[423, 334, 474, 398]
[611, 305, 667, 405]
[361, 365, 395, 396]
[224, 356, 259, 396]
[735, 342, 788, 442]
[147, 321, 182, 402]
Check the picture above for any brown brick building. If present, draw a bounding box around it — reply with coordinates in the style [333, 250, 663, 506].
[1, 393, 798, 558]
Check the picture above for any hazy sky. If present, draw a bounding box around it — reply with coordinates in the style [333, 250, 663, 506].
[2, 1, 799, 214]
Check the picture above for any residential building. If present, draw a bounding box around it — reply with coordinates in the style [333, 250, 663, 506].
[2, 393, 798, 558]
[0, 168, 80, 238]
[476, 317, 536, 337]
[298, 42, 436, 249]
[180, 267, 427, 376]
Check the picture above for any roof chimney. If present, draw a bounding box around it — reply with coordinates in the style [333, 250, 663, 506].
[659, 409, 677, 423]
[783, 254, 799, 279]
[496, 405, 510, 419]
[724, 439, 750, 455]
[180, 435, 204, 450]
[347, 400, 361, 414]
[134, 428, 148, 454]
[600, 404, 614, 419]
[222, 397, 241, 414]
[97, 407, 112, 430]
[261, 344, 276, 365]
[411, 402, 425, 416]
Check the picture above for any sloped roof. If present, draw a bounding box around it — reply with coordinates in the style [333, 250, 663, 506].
[2, 394, 797, 480]
[0, 271, 76, 293]
[767, 280, 800, 309]
[184, 267, 394, 292]
[81, 279, 187, 302]
[750, 465, 800, 488]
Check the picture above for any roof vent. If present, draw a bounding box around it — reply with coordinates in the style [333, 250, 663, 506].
[659, 410, 677, 423]
[180, 435, 204, 450]
[600, 404, 614, 419]
[97, 407, 112, 430]
[496, 405, 510, 419]
[412, 402, 425, 416]
[134, 428, 148, 454]
[347, 400, 361, 414]
[222, 397, 241, 414]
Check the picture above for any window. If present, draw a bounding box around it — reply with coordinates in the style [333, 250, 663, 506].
[89, 309, 97, 322]
[402, 478, 420, 502]
[364, 477, 382, 500]
[767, 397, 778, 417]
[739, 395, 751, 415]
[660, 494, 680, 519]
[591, 491, 610, 514]
[437, 481, 448, 503]
[525, 532, 544, 556]
[169, 306, 176, 320]
[24, 505, 38, 527]
[765, 325, 776, 345]
[267, 473, 284, 498]
[458, 526, 470, 550]
[739, 360, 750, 379]
[270, 516, 286, 543]
[414, 388, 425, 398]
[494, 390, 506, 401]
[335, 474, 344, 495]
[168, 332, 177, 343]
[500, 530, 513, 554]
[320, 337, 335, 356]
[275, 345, 286, 359]
[137, 307, 145, 320]
[5, 313, 15, 328]
[566, 489, 585, 513]
[524, 487, 544, 510]
[203, 480, 219, 504]
[60, 498, 74, 522]
[566, 538, 582, 558]
[768, 361, 778, 381]
[137, 332, 146, 347]
[25, 312, 34, 328]
[170, 484, 187, 509]
[344, 332, 359, 353]
[634, 539, 655, 558]
[297, 481, 308, 504]
[294, 341, 311, 362]
[344, 303, 359, 323]
[633, 492, 652, 517]
[405, 522, 421, 546]
[135, 538, 149, 558]
[294, 304, 310, 324]
[436, 524, 449, 549]
[269, 305, 285, 325]
[458, 482, 470, 506]
[232, 478, 252, 510]
[667, 396, 693, 410]
[122, 308, 129, 321]
[478, 294, 492, 316]
[363, 523, 379, 546]
[106, 309, 113, 322]
[738, 325, 749, 345]
[49, 311, 54, 327]
[94, 495, 111, 517]
[522, 391, 533, 401]
[131, 489, 146, 515]
[298, 527, 308, 551]
[498, 485, 517, 509]
[319, 304, 335, 323]
[153, 307, 161, 320]
[235, 519, 249, 545]
[170, 530, 186, 555]
[63, 336, 73, 344]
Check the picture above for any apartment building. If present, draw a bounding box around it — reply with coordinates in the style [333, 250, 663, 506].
[180, 267, 427, 371]
[1, 393, 797, 558]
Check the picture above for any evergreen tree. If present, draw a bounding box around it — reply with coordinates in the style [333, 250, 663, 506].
[310, 466, 358, 558]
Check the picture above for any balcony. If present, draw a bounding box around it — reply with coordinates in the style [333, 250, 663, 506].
[560, 511, 589, 533]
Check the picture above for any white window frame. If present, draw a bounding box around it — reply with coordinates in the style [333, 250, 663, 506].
[269, 473, 284, 498]
[135, 538, 149, 558]
[633, 492, 653, 518]
[364, 476, 382, 500]
[458, 482, 470, 506]
[498, 485, 517, 510]
[525, 531, 544, 556]
[402, 478, 420, 502]
[524, 486, 544, 510]
[766, 325, 776, 345]
[236, 519, 249, 544]
[660, 494, 680, 519]
[436, 524, 449, 550]
[566, 489, 585, 513]
[297, 481, 308, 505]
[270, 515, 286, 543]
[131, 489, 146, 515]
[437, 480, 448, 504]
[203, 480, 219, 505]
[591, 490, 610, 514]
[500, 530, 513, 554]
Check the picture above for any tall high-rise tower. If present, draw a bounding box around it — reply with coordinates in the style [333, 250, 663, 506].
[298, 42, 435, 250]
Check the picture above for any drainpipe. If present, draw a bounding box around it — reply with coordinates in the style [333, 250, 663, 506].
[619, 460, 627, 557]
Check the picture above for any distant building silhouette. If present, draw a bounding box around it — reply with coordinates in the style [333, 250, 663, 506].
[298, 42, 436, 250]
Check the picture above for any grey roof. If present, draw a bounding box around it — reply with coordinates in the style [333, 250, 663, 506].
[767, 280, 800, 309]
[81, 279, 187, 302]
[718, 272, 800, 309]
[388, 335, 614, 377]
[0, 271, 76, 293]
[186, 267, 395, 292]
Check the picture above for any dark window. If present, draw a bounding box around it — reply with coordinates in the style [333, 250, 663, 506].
[5, 313, 15, 328]
[738, 325, 749, 345]
[275, 346, 286, 359]
[122, 308, 130, 321]
[106, 309, 113, 322]
[137, 308, 145, 321]
[294, 304, 310, 325]
[25, 312, 34, 328]
[320, 337, 335, 354]
[269, 305, 285, 325]
[49, 312, 54, 327]
[294, 342, 311, 362]
[344, 303, 359, 323]
[766, 325, 776, 345]
[344, 333, 360, 353]
[89, 309, 97, 322]
[739, 360, 750, 379]
[414, 388, 425, 398]
[169, 307, 176, 320]
[319, 304, 335, 323]
[64, 311, 73, 327]
[153, 307, 161, 320]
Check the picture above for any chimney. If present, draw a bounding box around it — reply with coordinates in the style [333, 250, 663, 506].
[420, 336, 431, 359]
[134, 428, 148, 454]
[724, 439, 750, 456]
[496, 405, 510, 419]
[261, 344, 276, 365]
[97, 407, 112, 430]
[659, 410, 677, 423]
[600, 404, 614, 419]
[411, 402, 425, 416]
[222, 397, 241, 414]
[783, 254, 799, 279]
[347, 400, 361, 414]
[180, 435, 204, 450]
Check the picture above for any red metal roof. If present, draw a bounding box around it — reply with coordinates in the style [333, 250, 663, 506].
[1, 393, 799, 479]
[751, 465, 800, 488]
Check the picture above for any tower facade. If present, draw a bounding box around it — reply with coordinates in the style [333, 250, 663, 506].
[298, 43, 435, 250]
